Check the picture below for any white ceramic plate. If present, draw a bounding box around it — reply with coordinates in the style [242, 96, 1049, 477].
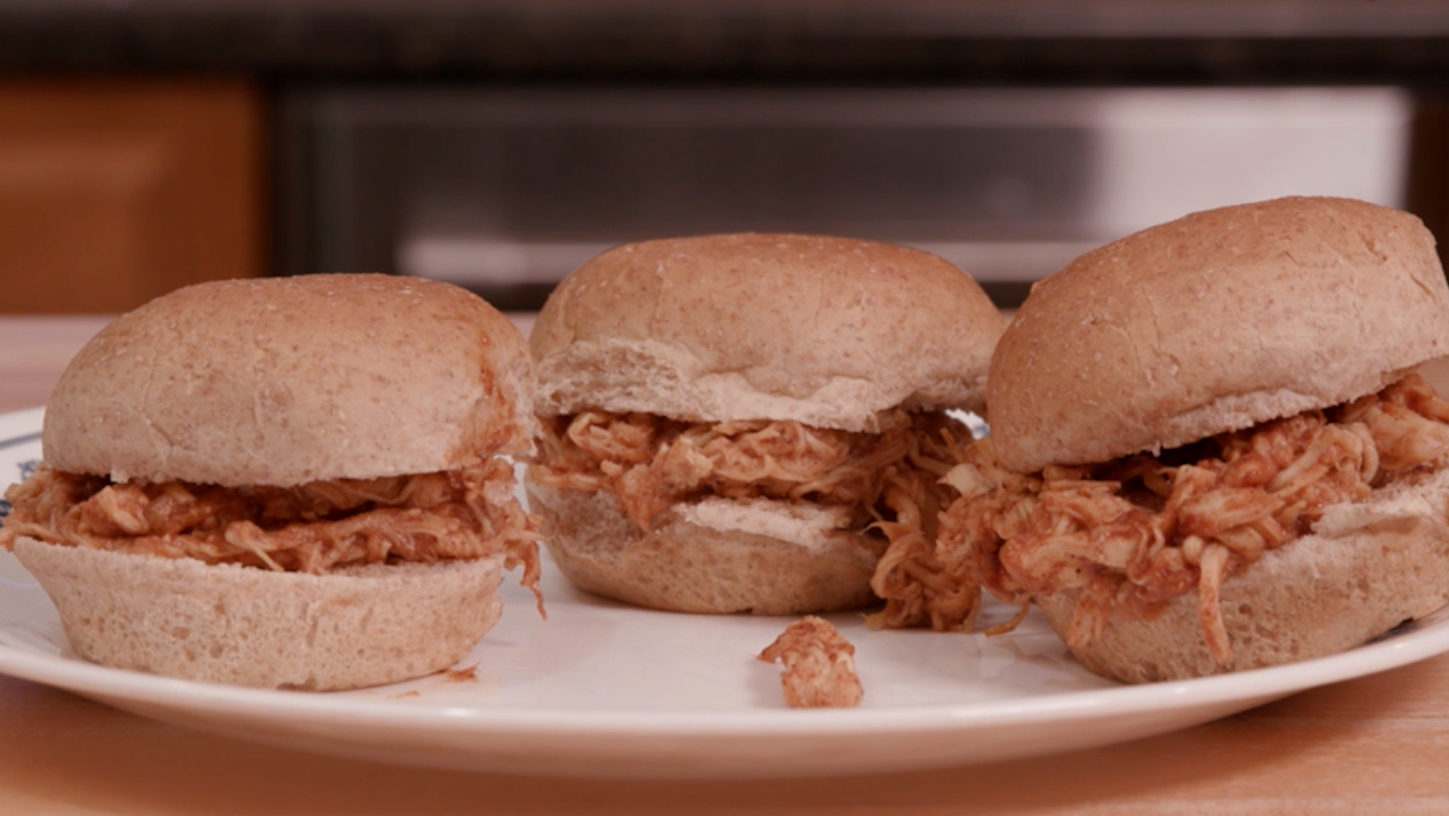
[2, 406, 1448, 779]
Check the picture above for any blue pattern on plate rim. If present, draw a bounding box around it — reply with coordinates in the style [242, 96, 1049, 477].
[0, 460, 36, 520]
[0, 431, 41, 521]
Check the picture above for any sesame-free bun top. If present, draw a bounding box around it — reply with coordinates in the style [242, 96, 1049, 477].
[530, 233, 1006, 431]
[43, 274, 536, 487]
[989, 196, 1449, 474]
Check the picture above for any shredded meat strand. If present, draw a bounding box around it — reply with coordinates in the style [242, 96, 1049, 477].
[533, 410, 933, 524]
[871, 374, 1449, 666]
[0, 458, 544, 609]
[758, 616, 864, 708]
[864, 421, 984, 630]
[530, 409, 974, 567]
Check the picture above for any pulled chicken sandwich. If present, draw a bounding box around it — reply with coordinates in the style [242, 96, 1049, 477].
[0, 274, 542, 690]
[526, 233, 1006, 615]
[870, 196, 1449, 682]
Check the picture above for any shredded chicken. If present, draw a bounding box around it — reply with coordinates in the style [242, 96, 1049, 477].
[0, 458, 543, 607]
[871, 374, 1449, 667]
[864, 422, 985, 631]
[758, 616, 864, 708]
[529, 408, 973, 547]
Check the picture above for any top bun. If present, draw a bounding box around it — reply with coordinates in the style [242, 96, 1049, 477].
[43, 274, 536, 487]
[989, 196, 1449, 474]
[530, 233, 1006, 432]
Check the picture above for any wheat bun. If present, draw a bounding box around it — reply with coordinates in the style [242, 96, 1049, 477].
[21, 274, 536, 689]
[14, 538, 506, 690]
[43, 273, 538, 487]
[989, 196, 1449, 474]
[528, 483, 880, 614]
[528, 234, 1003, 614]
[1034, 467, 1449, 683]
[530, 232, 1006, 431]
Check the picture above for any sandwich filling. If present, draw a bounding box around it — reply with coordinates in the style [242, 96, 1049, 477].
[871, 374, 1449, 665]
[758, 616, 865, 709]
[529, 408, 972, 561]
[0, 457, 542, 600]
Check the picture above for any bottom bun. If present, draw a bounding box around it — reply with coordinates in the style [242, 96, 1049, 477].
[13, 538, 505, 691]
[1035, 467, 1449, 683]
[527, 483, 883, 615]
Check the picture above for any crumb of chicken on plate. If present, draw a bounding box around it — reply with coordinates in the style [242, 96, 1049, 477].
[758, 616, 864, 708]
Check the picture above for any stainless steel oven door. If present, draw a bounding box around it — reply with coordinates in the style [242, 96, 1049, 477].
[279, 86, 1409, 308]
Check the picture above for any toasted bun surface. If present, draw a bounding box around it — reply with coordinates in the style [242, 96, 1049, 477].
[1034, 467, 1449, 683]
[989, 197, 1449, 474]
[527, 483, 881, 615]
[43, 274, 536, 487]
[14, 538, 506, 690]
[530, 233, 1005, 431]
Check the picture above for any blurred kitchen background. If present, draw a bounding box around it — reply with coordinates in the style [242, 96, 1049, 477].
[3, 0, 1449, 313]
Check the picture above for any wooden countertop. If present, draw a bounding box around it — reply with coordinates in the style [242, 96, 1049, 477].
[4, 315, 1449, 815]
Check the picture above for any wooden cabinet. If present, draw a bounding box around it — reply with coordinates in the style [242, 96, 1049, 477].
[0, 80, 265, 313]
